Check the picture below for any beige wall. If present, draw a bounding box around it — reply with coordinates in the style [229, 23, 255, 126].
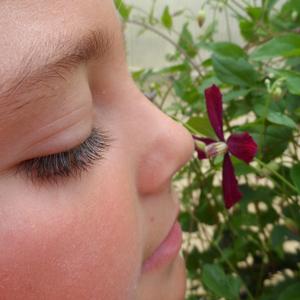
[125, 0, 286, 69]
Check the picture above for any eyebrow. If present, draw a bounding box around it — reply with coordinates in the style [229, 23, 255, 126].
[0, 28, 115, 114]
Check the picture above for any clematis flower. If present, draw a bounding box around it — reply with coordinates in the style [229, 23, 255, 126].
[193, 85, 258, 209]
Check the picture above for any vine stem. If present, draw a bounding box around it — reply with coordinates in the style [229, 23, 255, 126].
[254, 158, 299, 194]
[231, 0, 247, 11]
[159, 83, 173, 109]
[127, 20, 203, 77]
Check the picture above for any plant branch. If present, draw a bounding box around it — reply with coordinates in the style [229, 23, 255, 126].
[127, 20, 203, 77]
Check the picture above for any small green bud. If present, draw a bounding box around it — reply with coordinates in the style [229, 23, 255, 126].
[291, 10, 298, 22]
[268, 73, 275, 79]
[217, 2, 224, 11]
[197, 9, 206, 27]
[264, 78, 271, 92]
[271, 86, 283, 101]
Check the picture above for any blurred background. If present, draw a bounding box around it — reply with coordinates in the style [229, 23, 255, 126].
[117, 0, 300, 299]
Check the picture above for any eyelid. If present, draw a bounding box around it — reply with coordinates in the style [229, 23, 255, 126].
[16, 128, 112, 184]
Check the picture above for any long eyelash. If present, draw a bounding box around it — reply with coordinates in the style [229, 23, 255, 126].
[18, 128, 112, 184]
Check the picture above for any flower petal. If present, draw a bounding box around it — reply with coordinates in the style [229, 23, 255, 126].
[222, 154, 242, 209]
[205, 85, 225, 141]
[195, 147, 207, 159]
[227, 132, 258, 164]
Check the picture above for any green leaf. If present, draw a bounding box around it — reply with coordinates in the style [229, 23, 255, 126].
[251, 34, 300, 60]
[208, 42, 247, 60]
[260, 279, 300, 300]
[272, 69, 300, 95]
[231, 156, 254, 176]
[186, 116, 216, 138]
[114, 0, 132, 21]
[267, 112, 297, 129]
[286, 74, 300, 96]
[247, 6, 264, 21]
[239, 19, 257, 42]
[195, 198, 219, 225]
[281, 0, 300, 18]
[155, 63, 189, 75]
[161, 6, 173, 30]
[278, 283, 300, 300]
[202, 264, 241, 300]
[179, 211, 198, 232]
[227, 275, 243, 299]
[212, 55, 259, 87]
[185, 247, 202, 277]
[178, 24, 198, 58]
[270, 225, 289, 257]
[223, 89, 250, 102]
[290, 164, 300, 194]
[173, 73, 200, 104]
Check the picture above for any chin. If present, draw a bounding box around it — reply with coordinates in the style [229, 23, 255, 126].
[136, 254, 187, 300]
[172, 255, 187, 300]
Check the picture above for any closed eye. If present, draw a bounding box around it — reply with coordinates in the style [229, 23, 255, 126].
[17, 128, 111, 184]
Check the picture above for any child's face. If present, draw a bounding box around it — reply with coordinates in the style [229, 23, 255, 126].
[0, 0, 194, 299]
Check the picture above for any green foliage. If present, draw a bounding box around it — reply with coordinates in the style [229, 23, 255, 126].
[251, 34, 300, 60]
[117, 0, 300, 299]
[202, 264, 242, 300]
[291, 164, 300, 193]
[114, 0, 132, 21]
[278, 283, 300, 300]
[161, 6, 173, 30]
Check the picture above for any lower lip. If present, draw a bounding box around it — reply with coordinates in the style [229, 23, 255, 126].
[142, 221, 183, 273]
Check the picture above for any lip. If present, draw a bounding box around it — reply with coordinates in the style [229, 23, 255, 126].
[141, 216, 183, 273]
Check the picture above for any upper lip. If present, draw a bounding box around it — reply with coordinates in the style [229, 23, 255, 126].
[142, 201, 180, 264]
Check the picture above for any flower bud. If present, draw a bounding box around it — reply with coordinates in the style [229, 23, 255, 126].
[271, 86, 283, 101]
[264, 78, 271, 92]
[217, 2, 224, 12]
[205, 142, 228, 158]
[197, 9, 206, 27]
[291, 10, 298, 22]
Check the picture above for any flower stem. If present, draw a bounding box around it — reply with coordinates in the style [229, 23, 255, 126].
[172, 116, 199, 135]
[258, 95, 272, 160]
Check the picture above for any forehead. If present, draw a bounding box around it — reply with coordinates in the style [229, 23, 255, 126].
[0, 0, 116, 83]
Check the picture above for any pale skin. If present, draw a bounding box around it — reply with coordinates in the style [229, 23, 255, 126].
[0, 1, 194, 299]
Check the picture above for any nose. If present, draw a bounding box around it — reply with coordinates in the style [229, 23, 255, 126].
[134, 90, 195, 195]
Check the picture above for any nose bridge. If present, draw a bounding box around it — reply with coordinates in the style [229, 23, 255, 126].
[135, 95, 195, 195]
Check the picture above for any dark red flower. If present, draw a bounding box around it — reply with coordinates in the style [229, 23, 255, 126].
[193, 85, 258, 209]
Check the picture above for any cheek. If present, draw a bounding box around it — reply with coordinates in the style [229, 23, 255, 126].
[0, 168, 142, 299]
